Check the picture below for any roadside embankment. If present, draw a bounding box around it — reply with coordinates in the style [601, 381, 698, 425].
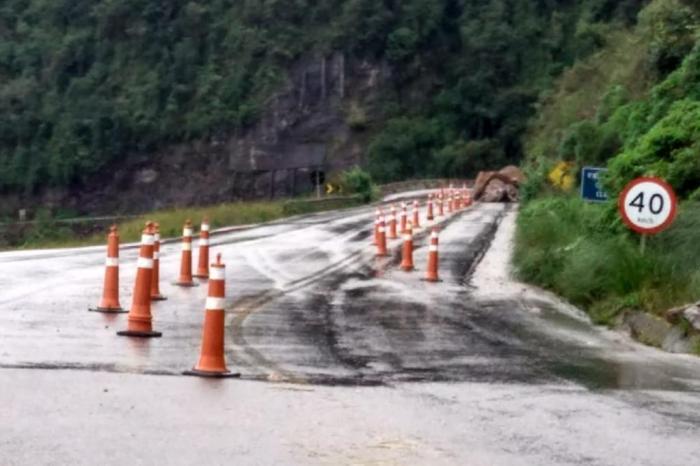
[0, 196, 363, 250]
[513, 195, 700, 355]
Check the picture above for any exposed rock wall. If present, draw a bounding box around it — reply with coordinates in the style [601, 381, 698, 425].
[3, 53, 391, 216]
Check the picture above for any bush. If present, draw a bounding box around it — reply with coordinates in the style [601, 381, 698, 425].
[340, 167, 376, 202]
[558, 120, 621, 166]
[519, 157, 554, 203]
[607, 99, 700, 197]
[429, 139, 505, 179]
[639, 0, 697, 76]
[514, 196, 700, 324]
[367, 117, 441, 182]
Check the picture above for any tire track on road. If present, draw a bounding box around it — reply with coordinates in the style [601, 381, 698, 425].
[227, 204, 490, 384]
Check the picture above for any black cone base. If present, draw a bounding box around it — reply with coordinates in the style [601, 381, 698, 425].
[116, 330, 162, 338]
[89, 307, 128, 314]
[172, 281, 199, 288]
[183, 369, 241, 379]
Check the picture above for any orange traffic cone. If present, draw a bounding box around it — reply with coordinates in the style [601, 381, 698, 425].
[447, 195, 454, 213]
[376, 216, 388, 257]
[400, 223, 414, 271]
[150, 223, 167, 301]
[117, 222, 162, 338]
[412, 200, 421, 229]
[427, 195, 434, 221]
[400, 203, 408, 233]
[389, 205, 398, 239]
[437, 194, 444, 216]
[424, 228, 440, 282]
[90, 225, 126, 313]
[174, 219, 198, 287]
[372, 208, 381, 245]
[194, 217, 211, 279]
[184, 254, 240, 378]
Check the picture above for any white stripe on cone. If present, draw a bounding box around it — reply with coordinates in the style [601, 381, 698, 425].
[141, 234, 155, 245]
[105, 257, 119, 267]
[137, 257, 154, 269]
[199, 239, 210, 247]
[183, 228, 194, 237]
[201, 224, 210, 232]
[429, 245, 438, 252]
[182, 242, 192, 251]
[205, 297, 226, 310]
[210, 268, 225, 280]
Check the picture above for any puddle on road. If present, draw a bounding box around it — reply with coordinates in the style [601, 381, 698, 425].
[549, 358, 692, 391]
[486, 298, 700, 392]
[235, 259, 700, 392]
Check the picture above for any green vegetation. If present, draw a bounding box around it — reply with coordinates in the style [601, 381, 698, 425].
[0, 0, 643, 195]
[340, 167, 377, 202]
[515, 197, 700, 324]
[525, 0, 700, 193]
[1, 195, 362, 250]
[517, 0, 700, 324]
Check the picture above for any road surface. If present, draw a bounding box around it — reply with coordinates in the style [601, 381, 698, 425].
[1, 194, 700, 465]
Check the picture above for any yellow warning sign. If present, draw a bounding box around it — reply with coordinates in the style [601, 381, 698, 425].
[325, 183, 335, 194]
[548, 161, 576, 192]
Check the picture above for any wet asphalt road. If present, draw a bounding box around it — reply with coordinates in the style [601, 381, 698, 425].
[2, 194, 700, 465]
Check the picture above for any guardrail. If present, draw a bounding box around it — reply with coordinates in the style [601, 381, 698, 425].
[281, 195, 363, 215]
[0, 215, 136, 248]
[0, 196, 365, 248]
[379, 179, 473, 196]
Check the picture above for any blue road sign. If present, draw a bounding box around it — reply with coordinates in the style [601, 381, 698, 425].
[581, 167, 609, 202]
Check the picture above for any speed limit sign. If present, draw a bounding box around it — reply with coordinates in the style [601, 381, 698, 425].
[618, 177, 677, 235]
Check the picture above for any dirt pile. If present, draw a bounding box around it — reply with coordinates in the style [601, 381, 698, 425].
[473, 166, 524, 202]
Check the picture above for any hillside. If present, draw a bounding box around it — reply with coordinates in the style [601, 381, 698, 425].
[0, 0, 643, 216]
[517, 0, 700, 332]
[525, 0, 700, 199]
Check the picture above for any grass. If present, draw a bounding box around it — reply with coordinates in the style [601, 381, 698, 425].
[2, 196, 363, 250]
[513, 195, 700, 325]
[524, 25, 651, 160]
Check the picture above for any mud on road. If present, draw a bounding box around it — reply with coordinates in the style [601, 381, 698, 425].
[3, 196, 700, 465]
[0, 199, 699, 392]
[0, 197, 503, 381]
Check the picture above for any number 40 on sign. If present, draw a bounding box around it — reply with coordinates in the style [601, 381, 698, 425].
[618, 177, 678, 236]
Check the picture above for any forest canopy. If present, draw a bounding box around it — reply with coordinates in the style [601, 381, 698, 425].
[0, 0, 644, 192]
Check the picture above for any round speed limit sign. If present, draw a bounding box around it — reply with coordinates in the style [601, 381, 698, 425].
[618, 177, 677, 235]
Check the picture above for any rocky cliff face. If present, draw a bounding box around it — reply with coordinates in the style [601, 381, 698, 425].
[3, 53, 390, 217]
